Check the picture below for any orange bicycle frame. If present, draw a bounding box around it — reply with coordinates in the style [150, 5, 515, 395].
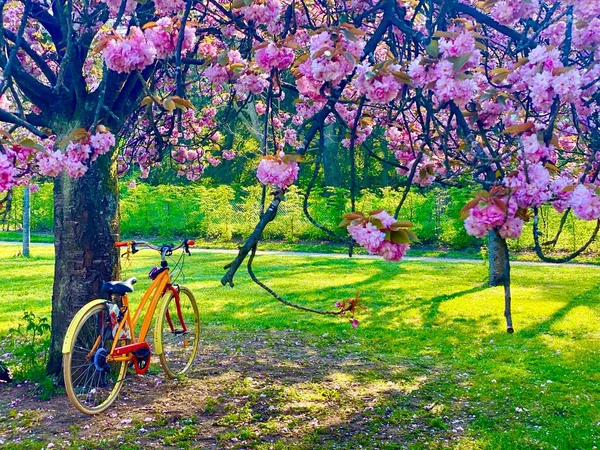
[108, 269, 171, 362]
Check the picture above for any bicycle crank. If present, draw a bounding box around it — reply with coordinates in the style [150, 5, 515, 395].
[132, 343, 151, 375]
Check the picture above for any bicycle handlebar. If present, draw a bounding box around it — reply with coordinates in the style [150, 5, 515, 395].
[114, 239, 195, 257]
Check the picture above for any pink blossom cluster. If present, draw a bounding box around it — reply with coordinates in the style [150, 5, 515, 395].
[32, 131, 115, 179]
[154, 0, 186, 15]
[295, 31, 365, 99]
[353, 63, 402, 103]
[255, 44, 295, 71]
[103, 0, 137, 15]
[204, 50, 247, 86]
[490, 0, 540, 25]
[145, 18, 197, 60]
[506, 46, 583, 112]
[346, 210, 412, 261]
[102, 28, 157, 73]
[569, 185, 600, 220]
[463, 195, 524, 239]
[408, 30, 481, 107]
[0, 153, 16, 192]
[256, 153, 299, 189]
[239, 0, 284, 35]
[504, 163, 551, 208]
[102, 21, 196, 73]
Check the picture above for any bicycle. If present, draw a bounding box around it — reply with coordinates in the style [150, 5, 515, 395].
[62, 239, 200, 415]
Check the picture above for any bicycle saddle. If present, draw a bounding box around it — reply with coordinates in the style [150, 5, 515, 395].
[101, 277, 137, 295]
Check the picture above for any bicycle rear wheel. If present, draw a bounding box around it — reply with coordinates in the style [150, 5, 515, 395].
[155, 285, 200, 378]
[63, 302, 127, 414]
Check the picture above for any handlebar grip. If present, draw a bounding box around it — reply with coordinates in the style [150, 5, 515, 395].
[114, 241, 130, 248]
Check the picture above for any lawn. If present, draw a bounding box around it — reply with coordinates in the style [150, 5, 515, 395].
[0, 242, 599, 449]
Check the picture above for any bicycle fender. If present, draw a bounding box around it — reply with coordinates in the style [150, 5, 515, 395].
[62, 299, 108, 354]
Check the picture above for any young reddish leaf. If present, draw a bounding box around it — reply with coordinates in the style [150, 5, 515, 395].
[368, 208, 384, 215]
[281, 153, 305, 163]
[338, 219, 351, 228]
[343, 212, 365, 220]
[172, 96, 196, 110]
[561, 184, 576, 193]
[502, 123, 535, 135]
[142, 21, 158, 30]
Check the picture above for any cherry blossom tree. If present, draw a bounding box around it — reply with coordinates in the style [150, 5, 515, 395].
[1, 0, 599, 372]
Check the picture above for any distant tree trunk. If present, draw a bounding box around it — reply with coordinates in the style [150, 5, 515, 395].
[322, 125, 342, 187]
[46, 151, 121, 375]
[22, 186, 30, 257]
[488, 229, 514, 333]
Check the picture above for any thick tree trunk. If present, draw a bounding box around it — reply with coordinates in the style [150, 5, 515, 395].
[487, 230, 514, 333]
[22, 186, 30, 257]
[46, 151, 121, 375]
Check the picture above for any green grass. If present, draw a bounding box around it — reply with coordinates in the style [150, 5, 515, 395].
[0, 243, 599, 448]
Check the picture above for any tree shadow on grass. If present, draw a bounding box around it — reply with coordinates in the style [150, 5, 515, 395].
[0, 327, 479, 449]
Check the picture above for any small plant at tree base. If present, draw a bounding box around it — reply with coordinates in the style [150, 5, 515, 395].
[6, 311, 57, 399]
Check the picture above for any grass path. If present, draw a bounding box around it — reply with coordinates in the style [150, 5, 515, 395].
[0, 243, 599, 449]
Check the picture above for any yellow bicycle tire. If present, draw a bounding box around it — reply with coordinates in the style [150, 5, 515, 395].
[154, 285, 200, 378]
[63, 302, 127, 415]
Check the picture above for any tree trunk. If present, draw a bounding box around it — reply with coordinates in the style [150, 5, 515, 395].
[46, 151, 121, 375]
[22, 186, 30, 257]
[322, 125, 343, 187]
[488, 229, 514, 333]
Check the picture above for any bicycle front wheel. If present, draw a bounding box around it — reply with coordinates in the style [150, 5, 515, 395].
[63, 302, 127, 415]
[155, 285, 200, 378]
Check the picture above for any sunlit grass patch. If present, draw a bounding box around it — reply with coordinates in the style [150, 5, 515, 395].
[0, 242, 599, 448]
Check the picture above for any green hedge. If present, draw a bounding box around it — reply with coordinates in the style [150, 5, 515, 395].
[5, 182, 600, 253]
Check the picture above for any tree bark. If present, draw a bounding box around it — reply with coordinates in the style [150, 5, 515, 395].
[487, 229, 514, 333]
[46, 151, 121, 375]
[22, 186, 30, 257]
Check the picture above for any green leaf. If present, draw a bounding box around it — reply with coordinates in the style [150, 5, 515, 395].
[426, 40, 439, 58]
[451, 52, 471, 72]
[406, 230, 420, 243]
[390, 230, 411, 244]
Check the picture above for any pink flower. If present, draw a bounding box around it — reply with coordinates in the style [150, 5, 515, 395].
[371, 210, 396, 228]
[90, 131, 116, 157]
[350, 318, 359, 328]
[145, 18, 196, 60]
[255, 44, 295, 71]
[499, 217, 523, 239]
[377, 241, 410, 261]
[570, 185, 600, 220]
[38, 150, 65, 177]
[0, 154, 16, 192]
[154, 0, 186, 15]
[347, 222, 385, 254]
[222, 150, 235, 160]
[256, 154, 299, 189]
[102, 28, 156, 73]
